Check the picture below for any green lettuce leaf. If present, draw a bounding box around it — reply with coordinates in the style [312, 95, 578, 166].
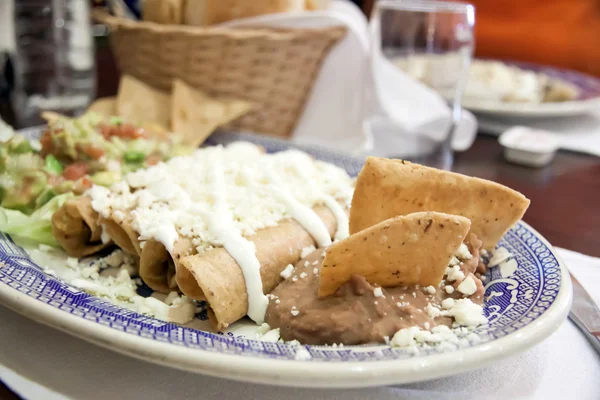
[0, 193, 74, 246]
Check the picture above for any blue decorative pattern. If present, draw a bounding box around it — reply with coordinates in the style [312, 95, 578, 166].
[0, 130, 562, 362]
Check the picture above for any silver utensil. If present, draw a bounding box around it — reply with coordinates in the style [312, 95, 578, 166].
[569, 273, 600, 354]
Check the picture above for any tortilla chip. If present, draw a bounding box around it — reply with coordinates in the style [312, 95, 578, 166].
[172, 79, 252, 147]
[40, 111, 66, 123]
[87, 97, 117, 117]
[143, 0, 185, 24]
[306, 0, 330, 10]
[117, 75, 171, 129]
[349, 157, 530, 250]
[319, 211, 471, 297]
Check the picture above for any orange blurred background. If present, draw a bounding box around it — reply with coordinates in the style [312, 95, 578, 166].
[363, 0, 600, 76]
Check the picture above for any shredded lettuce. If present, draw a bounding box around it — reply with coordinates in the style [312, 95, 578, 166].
[0, 193, 74, 246]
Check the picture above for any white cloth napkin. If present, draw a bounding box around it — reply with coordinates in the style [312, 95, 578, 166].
[478, 111, 600, 157]
[366, 46, 478, 154]
[0, 246, 599, 400]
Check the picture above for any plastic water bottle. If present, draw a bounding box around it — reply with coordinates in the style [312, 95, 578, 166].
[12, 0, 95, 127]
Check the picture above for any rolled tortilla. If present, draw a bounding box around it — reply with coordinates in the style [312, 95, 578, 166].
[139, 237, 194, 293]
[102, 215, 143, 256]
[52, 197, 112, 257]
[176, 204, 339, 330]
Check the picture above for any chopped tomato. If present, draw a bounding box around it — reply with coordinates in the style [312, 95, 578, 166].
[63, 162, 88, 181]
[71, 176, 93, 195]
[119, 124, 145, 139]
[99, 123, 145, 140]
[145, 153, 162, 166]
[81, 144, 105, 160]
[79, 176, 92, 190]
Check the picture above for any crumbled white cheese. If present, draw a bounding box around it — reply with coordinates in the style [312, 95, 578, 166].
[260, 328, 281, 342]
[299, 272, 307, 279]
[275, 299, 280, 304]
[294, 347, 312, 361]
[444, 285, 455, 294]
[256, 323, 272, 335]
[300, 245, 316, 259]
[424, 322, 430, 330]
[391, 324, 467, 349]
[489, 246, 512, 267]
[456, 243, 473, 260]
[291, 307, 299, 316]
[441, 298, 487, 327]
[446, 265, 465, 282]
[87, 143, 354, 255]
[280, 264, 294, 279]
[426, 303, 441, 318]
[441, 298, 455, 309]
[70, 279, 111, 296]
[500, 259, 518, 278]
[66, 257, 79, 269]
[373, 287, 385, 298]
[292, 276, 298, 282]
[165, 291, 180, 305]
[312, 260, 319, 265]
[457, 275, 477, 296]
[425, 285, 436, 294]
[304, 261, 310, 267]
[313, 268, 318, 274]
[448, 256, 460, 266]
[390, 326, 421, 347]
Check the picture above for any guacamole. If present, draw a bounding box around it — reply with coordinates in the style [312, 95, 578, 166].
[0, 113, 192, 215]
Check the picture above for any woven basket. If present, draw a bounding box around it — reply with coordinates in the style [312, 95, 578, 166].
[95, 12, 346, 138]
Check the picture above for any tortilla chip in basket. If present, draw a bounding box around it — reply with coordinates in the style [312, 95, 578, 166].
[349, 157, 530, 250]
[117, 75, 171, 130]
[172, 79, 252, 147]
[142, 0, 185, 24]
[87, 97, 117, 117]
[319, 211, 471, 297]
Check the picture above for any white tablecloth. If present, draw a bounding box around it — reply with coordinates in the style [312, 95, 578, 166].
[1, 247, 599, 400]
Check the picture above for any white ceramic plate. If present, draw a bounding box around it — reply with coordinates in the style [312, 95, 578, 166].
[463, 61, 600, 118]
[0, 130, 572, 388]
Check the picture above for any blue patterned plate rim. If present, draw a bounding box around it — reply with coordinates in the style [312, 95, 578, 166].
[0, 129, 573, 388]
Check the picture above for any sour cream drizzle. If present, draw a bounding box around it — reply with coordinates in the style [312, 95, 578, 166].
[207, 149, 268, 324]
[320, 194, 349, 241]
[265, 166, 332, 248]
[291, 163, 349, 241]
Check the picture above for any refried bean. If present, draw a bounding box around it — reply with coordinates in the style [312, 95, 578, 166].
[265, 234, 485, 345]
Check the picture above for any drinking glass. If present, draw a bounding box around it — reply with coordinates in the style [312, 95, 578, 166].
[366, 0, 475, 169]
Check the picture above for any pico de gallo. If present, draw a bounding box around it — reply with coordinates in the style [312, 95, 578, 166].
[0, 112, 192, 215]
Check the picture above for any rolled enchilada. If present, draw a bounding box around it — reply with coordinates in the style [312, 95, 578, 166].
[53, 142, 354, 329]
[52, 196, 112, 257]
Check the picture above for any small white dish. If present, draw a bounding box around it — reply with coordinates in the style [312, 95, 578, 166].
[499, 126, 560, 167]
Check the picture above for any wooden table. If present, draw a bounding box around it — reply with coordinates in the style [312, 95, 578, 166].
[0, 41, 599, 400]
